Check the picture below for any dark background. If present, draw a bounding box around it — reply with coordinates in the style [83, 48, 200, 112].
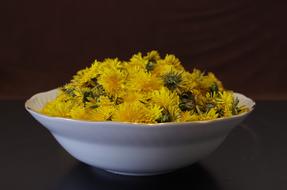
[1, 0, 287, 100]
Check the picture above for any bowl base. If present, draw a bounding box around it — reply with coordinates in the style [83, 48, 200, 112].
[105, 169, 173, 176]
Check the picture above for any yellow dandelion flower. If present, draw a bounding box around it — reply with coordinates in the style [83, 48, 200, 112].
[144, 50, 161, 61]
[70, 106, 90, 120]
[144, 51, 161, 72]
[100, 96, 112, 105]
[190, 69, 204, 81]
[62, 83, 77, 96]
[112, 101, 161, 123]
[91, 106, 115, 121]
[89, 59, 101, 71]
[127, 70, 162, 92]
[148, 105, 163, 122]
[122, 92, 146, 103]
[69, 60, 103, 87]
[70, 68, 88, 84]
[152, 63, 175, 77]
[71, 68, 97, 87]
[216, 91, 234, 117]
[166, 104, 181, 122]
[176, 111, 199, 122]
[161, 54, 184, 71]
[180, 71, 199, 91]
[70, 105, 115, 121]
[124, 65, 143, 80]
[42, 92, 75, 117]
[150, 87, 179, 108]
[128, 52, 147, 70]
[98, 67, 126, 96]
[67, 87, 94, 105]
[125, 62, 146, 74]
[98, 58, 123, 71]
[200, 72, 223, 91]
[85, 95, 114, 108]
[198, 108, 218, 121]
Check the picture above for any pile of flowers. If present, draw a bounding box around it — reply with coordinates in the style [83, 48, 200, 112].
[42, 51, 247, 123]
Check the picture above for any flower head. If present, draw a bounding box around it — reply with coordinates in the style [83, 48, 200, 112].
[98, 66, 126, 96]
[162, 71, 183, 91]
[42, 91, 78, 117]
[149, 87, 179, 109]
[177, 111, 198, 122]
[216, 91, 234, 117]
[112, 101, 162, 123]
[198, 108, 218, 121]
[127, 70, 162, 92]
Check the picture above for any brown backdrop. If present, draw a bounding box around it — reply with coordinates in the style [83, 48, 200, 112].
[1, 0, 287, 100]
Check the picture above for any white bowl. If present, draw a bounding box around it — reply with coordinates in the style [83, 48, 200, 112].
[25, 89, 255, 176]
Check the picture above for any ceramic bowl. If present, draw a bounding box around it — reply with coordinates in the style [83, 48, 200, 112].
[25, 89, 255, 176]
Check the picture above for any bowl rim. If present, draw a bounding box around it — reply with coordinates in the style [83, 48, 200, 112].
[25, 89, 256, 127]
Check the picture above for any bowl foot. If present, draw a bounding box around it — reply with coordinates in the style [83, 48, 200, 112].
[105, 169, 173, 176]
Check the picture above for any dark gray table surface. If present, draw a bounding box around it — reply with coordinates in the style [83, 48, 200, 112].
[1, 101, 286, 190]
